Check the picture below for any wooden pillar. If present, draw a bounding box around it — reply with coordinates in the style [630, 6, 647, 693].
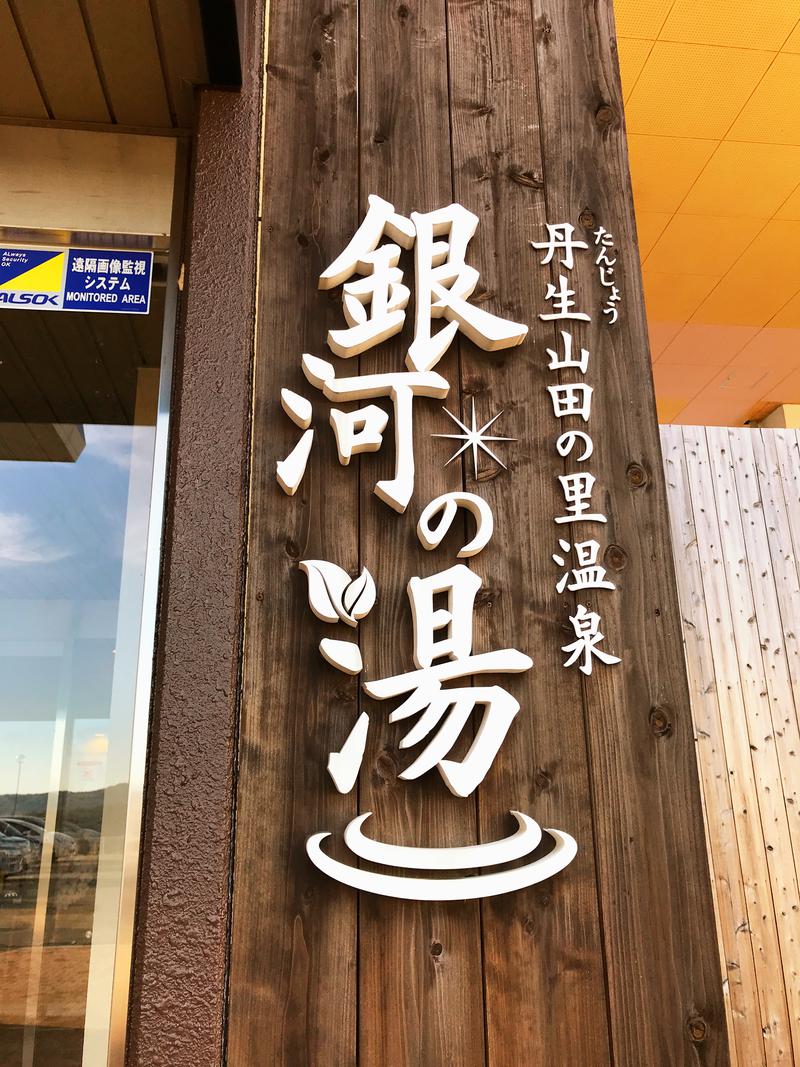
[227, 1, 729, 1065]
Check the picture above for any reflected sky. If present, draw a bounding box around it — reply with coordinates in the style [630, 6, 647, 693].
[0, 425, 142, 796]
[0, 425, 133, 601]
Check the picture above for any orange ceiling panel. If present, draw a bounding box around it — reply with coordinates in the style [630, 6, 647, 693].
[634, 210, 671, 257]
[782, 19, 800, 51]
[775, 181, 800, 219]
[660, 0, 800, 50]
[728, 53, 800, 144]
[618, 0, 800, 423]
[730, 328, 800, 373]
[655, 396, 688, 422]
[676, 390, 774, 425]
[617, 38, 652, 98]
[691, 220, 800, 327]
[767, 288, 800, 327]
[614, 0, 672, 40]
[764, 366, 800, 402]
[627, 135, 718, 213]
[648, 321, 683, 359]
[645, 214, 763, 276]
[710, 360, 793, 396]
[678, 141, 800, 219]
[625, 42, 774, 138]
[643, 271, 720, 323]
[653, 360, 721, 403]
[658, 324, 759, 366]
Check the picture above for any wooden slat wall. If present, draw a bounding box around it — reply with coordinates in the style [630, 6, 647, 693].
[0, 0, 206, 128]
[0, 1, 47, 119]
[662, 424, 800, 1067]
[228, 2, 727, 1065]
[10, 0, 111, 123]
[82, 0, 172, 128]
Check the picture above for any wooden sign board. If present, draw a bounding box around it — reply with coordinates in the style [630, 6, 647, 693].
[227, 2, 728, 1064]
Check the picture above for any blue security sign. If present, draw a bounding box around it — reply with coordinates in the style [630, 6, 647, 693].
[63, 249, 152, 313]
[0, 245, 153, 314]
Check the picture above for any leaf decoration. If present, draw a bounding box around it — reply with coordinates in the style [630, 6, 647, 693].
[342, 568, 376, 622]
[299, 560, 350, 624]
[299, 560, 377, 627]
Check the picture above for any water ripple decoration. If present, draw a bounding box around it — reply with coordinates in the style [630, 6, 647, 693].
[306, 810, 576, 900]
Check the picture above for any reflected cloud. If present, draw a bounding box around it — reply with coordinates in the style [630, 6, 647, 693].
[0, 511, 71, 565]
[84, 425, 132, 471]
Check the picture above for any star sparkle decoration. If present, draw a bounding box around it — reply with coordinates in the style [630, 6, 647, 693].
[432, 399, 515, 478]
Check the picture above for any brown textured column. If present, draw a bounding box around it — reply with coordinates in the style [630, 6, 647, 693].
[126, 2, 263, 1064]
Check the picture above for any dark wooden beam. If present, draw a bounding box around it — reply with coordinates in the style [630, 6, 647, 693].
[199, 0, 242, 88]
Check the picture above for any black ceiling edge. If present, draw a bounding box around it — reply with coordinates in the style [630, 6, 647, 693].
[199, 0, 242, 88]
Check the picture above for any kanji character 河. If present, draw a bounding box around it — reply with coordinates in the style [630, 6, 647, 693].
[302, 352, 449, 512]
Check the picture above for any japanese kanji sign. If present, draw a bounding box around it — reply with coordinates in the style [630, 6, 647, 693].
[275, 196, 623, 901]
[0, 245, 153, 314]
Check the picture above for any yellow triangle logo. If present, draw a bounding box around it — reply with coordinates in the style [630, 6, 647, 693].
[0, 252, 65, 293]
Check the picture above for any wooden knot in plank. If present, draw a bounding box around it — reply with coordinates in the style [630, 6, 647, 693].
[687, 1013, 708, 1043]
[604, 543, 628, 571]
[507, 168, 543, 189]
[285, 538, 301, 559]
[595, 103, 617, 130]
[626, 461, 648, 489]
[649, 705, 673, 738]
[373, 747, 398, 784]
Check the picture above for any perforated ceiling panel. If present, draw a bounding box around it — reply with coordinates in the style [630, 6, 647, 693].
[617, 0, 800, 424]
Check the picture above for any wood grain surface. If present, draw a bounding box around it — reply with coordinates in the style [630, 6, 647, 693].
[663, 425, 800, 1066]
[227, 1, 359, 1063]
[228, 2, 729, 1064]
[356, 4, 485, 1065]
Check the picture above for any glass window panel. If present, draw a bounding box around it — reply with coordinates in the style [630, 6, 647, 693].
[0, 235, 173, 1067]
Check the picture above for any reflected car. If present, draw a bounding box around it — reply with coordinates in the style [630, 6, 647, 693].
[0, 818, 77, 860]
[18, 815, 100, 855]
[0, 827, 35, 867]
[0, 836, 25, 876]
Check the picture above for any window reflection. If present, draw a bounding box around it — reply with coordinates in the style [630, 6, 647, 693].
[0, 285, 167, 1065]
